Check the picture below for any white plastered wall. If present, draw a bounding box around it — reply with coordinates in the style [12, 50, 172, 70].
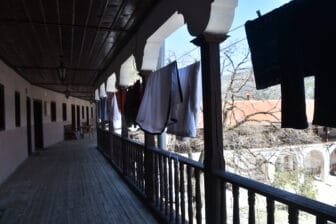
[0, 60, 96, 184]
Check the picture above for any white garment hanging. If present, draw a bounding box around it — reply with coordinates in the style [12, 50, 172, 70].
[111, 94, 121, 129]
[136, 62, 181, 134]
[167, 62, 202, 137]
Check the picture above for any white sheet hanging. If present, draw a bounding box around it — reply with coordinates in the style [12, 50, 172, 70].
[136, 62, 181, 134]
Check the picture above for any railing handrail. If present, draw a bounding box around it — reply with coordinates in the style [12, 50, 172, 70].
[147, 146, 204, 170]
[213, 170, 336, 222]
[116, 134, 204, 170]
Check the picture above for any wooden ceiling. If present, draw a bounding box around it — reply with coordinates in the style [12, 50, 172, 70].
[0, 0, 157, 101]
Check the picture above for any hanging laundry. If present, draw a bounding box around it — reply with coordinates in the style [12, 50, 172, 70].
[136, 61, 182, 134]
[125, 80, 144, 127]
[310, 1, 336, 127]
[107, 92, 113, 119]
[244, 7, 282, 90]
[116, 89, 127, 114]
[99, 97, 109, 123]
[245, 0, 336, 129]
[167, 62, 202, 137]
[111, 93, 122, 129]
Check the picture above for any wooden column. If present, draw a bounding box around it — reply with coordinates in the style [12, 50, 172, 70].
[192, 34, 227, 224]
[121, 88, 128, 173]
[144, 133, 155, 202]
[107, 93, 114, 158]
[107, 93, 114, 133]
[140, 70, 156, 203]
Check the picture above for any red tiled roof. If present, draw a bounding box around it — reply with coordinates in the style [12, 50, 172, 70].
[197, 99, 314, 128]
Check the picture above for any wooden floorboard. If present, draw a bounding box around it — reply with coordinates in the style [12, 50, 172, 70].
[0, 137, 158, 224]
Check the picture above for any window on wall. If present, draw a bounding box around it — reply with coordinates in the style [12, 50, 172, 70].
[62, 103, 67, 121]
[0, 84, 5, 131]
[82, 106, 84, 119]
[91, 107, 93, 118]
[15, 91, 21, 127]
[50, 101, 56, 122]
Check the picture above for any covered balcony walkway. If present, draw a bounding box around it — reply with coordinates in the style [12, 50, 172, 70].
[0, 137, 158, 224]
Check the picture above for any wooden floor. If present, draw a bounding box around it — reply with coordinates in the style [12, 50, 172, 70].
[0, 137, 158, 224]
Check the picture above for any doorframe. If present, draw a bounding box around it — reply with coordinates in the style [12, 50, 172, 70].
[71, 104, 76, 130]
[76, 105, 80, 131]
[33, 99, 44, 150]
[26, 97, 32, 156]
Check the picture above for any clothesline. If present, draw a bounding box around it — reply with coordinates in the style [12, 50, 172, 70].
[176, 23, 246, 61]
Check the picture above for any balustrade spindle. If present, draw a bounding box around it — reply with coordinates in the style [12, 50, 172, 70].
[154, 153, 159, 206]
[266, 198, 274, 224]
[187, 166, 193, 224]
[141, 148, 144, 190]
[164, 157, 169, 216]
[195, 169, 202, 224]
[128, 143, 131, 177]
[133, 146, 136, 182]
[126, 142, 129, 175]
[169, 158, 174, 222]
[180, 164, 186, 224]
[316, 216, 327, 224]
[125, 141, 128, 174]
[221, 180, 227, 224]
[140, 150, 145, 191]
[119, 138, 122, 167]
[174, 160, 180, 224]
[248, 191, 255, 224]
[288, 206, 298, 224]
[130, 143, 133, 179]
[136, 146, 140, 187]
[132, 145, 135, 180]
[233, 184, 240, 224]
[133, 145, 136, 183]
[159, 155, 164, 211]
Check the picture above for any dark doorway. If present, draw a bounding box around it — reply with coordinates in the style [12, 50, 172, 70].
[26, 97, 32, 156]
[76, 105, 80, 130]
[33, 100, 43, 150]
[71, 104, 76, 130]
[86, 106, 89, 125]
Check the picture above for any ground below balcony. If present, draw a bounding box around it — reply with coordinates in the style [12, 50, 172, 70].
[0, 137, 158, 224]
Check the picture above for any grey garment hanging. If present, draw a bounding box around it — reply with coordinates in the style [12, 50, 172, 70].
[167, 62, 202, 137]
[136, 61, 182, 134]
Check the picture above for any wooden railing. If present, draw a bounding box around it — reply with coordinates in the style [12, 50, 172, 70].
[213, 171, 336, 224]
[97, 128, 336, 224]
[97, 128, 110, 157]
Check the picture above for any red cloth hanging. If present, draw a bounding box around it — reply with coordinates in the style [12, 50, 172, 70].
[116, 89, 127, 114]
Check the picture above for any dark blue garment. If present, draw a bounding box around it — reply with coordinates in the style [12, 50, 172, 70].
[100, 97, 108, 122]
[245, 0, 309, 129]
[245, 8, 282, 90]
[245, 0, 336, 129]
[312, 1, 336, 127]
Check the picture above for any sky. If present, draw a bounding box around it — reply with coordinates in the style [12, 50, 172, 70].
[165, 0, 291, 66]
